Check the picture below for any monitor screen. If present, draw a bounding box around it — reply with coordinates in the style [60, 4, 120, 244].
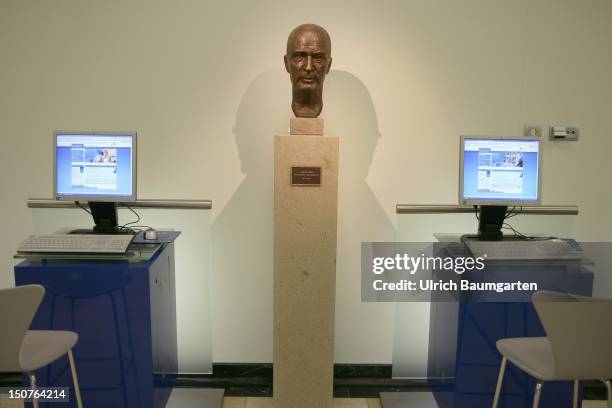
[54, 132, 136, 201]
[460, 136, 541, 205]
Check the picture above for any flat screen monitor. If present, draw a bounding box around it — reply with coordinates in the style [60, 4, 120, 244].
[459, 136, 541, 206]
[54, 132, 136, 202]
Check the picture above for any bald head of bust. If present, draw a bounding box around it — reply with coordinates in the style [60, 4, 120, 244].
[284, 24, 332, 118]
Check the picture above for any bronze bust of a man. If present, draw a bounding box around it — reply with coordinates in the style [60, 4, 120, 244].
[284, 24, 332, 118]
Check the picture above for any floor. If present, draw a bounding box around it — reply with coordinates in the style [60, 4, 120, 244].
[215, 397, 606, 408]
[0, 391, 607, 408]
[219, 397, 382, 407]
[166, 389, 608, 408]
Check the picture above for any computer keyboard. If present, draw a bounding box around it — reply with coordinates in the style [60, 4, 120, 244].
[17, 234, 134, 254]
[465, 239, 583, 261]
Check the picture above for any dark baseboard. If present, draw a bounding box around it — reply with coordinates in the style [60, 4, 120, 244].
[203, 363, 391, 379]
[0, 373, 21, 387]
[2, 364, 607, 399]
[177, 364, 424, 397]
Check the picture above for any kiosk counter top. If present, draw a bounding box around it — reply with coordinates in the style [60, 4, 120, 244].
[14, 243, 163, 263]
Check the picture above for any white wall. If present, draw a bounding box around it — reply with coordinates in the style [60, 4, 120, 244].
[1, 0, 611, 369]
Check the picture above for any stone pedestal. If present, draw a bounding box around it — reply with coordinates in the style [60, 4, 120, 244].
[273, 130, 338, 408]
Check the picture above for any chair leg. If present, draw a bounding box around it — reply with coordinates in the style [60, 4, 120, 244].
[573, 380, 579, 408]
[28, 372, 39, 408]
[533, 381, 544, 408]
[603, 379, 612, 408]
[68, 349, 84, 408]
[492, 356, 507, 408]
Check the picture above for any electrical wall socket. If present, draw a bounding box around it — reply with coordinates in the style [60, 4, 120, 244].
[524, 125, 542, 138]
[549, 126, 579, 141]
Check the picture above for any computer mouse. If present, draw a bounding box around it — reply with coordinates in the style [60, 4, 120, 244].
[144, 229, 158, 240]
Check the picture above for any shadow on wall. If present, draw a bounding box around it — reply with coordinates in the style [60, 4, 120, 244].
[211, 69, 395, 363]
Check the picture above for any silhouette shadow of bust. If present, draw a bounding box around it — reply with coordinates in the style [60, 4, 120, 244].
[211, 68, 395, 361]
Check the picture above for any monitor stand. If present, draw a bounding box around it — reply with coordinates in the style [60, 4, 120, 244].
[477, 205, 507, 241]
[70, 202, 132, 234]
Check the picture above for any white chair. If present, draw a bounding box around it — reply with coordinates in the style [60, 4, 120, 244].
[0, 284, 83, 408]
[493, 290, 612, 408]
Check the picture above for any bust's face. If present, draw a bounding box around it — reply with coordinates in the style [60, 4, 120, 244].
[284, 28, 331, 93]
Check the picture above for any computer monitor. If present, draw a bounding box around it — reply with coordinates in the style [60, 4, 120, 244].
[459, 135, 542, 240]
[54, 131, 137, 233]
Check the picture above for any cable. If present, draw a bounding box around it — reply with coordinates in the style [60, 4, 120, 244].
[75, 201, 92, 215]
[505, 206, 523, 219]
[502, 223, 556, 241]
[121, 203, 141, 227]
[502, 206, 553, 239]
[476, 205, 553, 240]
[74, 201, 154, 235]
[502, 223, 528, 239]
[114, 204, 156, 234]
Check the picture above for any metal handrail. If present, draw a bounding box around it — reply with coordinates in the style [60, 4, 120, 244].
[396, 204, 578, 215]
[27, 198, 212, 210]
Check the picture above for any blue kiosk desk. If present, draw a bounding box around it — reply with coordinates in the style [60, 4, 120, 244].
[427, 240, 594, 408]
[14, 240, 178, 408]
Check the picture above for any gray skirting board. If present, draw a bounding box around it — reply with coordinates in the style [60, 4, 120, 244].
[380, 392, 437, 408]
[167, 388, 225, 408]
